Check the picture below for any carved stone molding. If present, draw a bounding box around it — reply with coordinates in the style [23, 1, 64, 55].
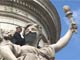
[0, 0, 61, 44]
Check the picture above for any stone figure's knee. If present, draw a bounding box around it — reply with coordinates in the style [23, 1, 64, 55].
[0, 46, 8, 52]
[0, 46, 3, 52]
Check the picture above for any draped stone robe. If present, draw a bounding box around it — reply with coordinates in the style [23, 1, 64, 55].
[13, 44, 55, 60]
[1, 43, 55, 60]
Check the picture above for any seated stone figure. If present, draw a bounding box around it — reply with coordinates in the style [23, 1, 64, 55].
[0, 22, 77, 60]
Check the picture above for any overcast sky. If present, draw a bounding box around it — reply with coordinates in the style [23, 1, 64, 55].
[51, 0, 80, 60]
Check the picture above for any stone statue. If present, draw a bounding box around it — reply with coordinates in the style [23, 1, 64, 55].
[0, 5, 77, 60]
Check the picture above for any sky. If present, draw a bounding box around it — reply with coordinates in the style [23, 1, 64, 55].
[50, 0, 80, 60]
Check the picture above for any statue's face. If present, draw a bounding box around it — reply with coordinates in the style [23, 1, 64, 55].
[24, 24, 42, 46]
[25, 24, 39, 35]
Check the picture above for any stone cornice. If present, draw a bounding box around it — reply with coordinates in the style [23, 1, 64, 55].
[0, 0, 61, 44]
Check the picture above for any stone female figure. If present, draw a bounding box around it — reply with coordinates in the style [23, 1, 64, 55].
[0, 22, 77, 60]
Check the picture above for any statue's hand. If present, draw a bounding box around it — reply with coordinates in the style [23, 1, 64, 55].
[70, 22, 77, 32]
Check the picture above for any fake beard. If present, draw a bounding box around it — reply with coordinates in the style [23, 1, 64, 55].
[24, 32, 37, 45]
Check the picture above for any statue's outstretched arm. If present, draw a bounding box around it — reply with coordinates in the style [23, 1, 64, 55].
[0, 45, 17, 60]
[50, 5, 77, 52]
[50, 23, 77, 52]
